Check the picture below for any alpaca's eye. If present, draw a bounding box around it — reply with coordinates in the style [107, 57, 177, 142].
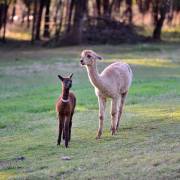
[87, 54, 91, 58]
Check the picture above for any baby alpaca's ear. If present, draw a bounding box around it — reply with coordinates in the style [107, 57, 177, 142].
[69, 73, 73, 79]
[58, 75, 64, 81]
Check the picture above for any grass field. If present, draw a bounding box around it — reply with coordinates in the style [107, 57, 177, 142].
[0, 42, 180, 180]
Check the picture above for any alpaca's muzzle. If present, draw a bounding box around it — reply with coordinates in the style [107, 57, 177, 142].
[80, 59, 85, 65]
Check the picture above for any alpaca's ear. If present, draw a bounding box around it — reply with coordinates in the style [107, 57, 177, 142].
[58, 75, 64, 81]
[69, 73, 73, 79]
[95, 53, 103, 60]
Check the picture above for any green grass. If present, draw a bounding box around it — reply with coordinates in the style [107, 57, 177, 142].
[0, 43, 180, 180]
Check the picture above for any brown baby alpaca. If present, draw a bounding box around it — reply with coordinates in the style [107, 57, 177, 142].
[56, 74, 76, 148]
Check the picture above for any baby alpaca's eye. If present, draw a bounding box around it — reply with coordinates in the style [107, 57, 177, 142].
[87, 54, 91, 58]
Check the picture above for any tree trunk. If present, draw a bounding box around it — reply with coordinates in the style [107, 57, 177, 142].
[35, 0, 44, 40]
[96, 0, 101, 16]
[11, 5, 16, 23]
[2, 0, 8, 42]
[103, 0, 116, 19]
[125, 0, 132, 24]
[113, 0, 122, 13]
[152, 0, 170, 40]
[66, 0, 75, 32]
[103, 0, 110, 18]
[55, 0, 63, 39]
[31, 0, 38, 43]
[153, 11, 166, 40]
[71, 0, 87, 44]
[27, 3, 30, 28]
[43, 0, 51, 38]
[0, 4, 2, 30]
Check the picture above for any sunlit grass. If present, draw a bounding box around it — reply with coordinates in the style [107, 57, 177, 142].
[104, 58, 178, 68]
[0, 172, 16, 180]
[127, 104, 180, 121]
[162, 26, 180, 42]
[5, 30, 31, 41]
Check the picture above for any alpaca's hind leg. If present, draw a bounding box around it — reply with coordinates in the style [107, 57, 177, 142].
[116, 92, 127, 131]
[111, 98, 119, 135]
[57, 116, 64, 145]
[63, 117, 68, 140]
[96, 96, 106, 139]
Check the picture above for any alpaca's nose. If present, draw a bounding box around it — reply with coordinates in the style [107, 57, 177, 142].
[80, 59, 84, 65]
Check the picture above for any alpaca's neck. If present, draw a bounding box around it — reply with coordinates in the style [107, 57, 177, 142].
[62, 88, 69, 100]
[86, 63, 104, 90]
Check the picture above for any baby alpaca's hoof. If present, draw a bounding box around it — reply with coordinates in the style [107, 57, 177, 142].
[65, 144, 69, 148]
[57, 140, 60, 146]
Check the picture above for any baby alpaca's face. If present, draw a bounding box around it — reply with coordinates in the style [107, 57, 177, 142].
[63, 78, 72, 89]
[58, 74, 73, 89]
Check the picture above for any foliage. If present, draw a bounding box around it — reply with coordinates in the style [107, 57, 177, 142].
[0, 0, 180, 44]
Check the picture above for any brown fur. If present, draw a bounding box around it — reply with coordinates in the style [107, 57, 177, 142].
[56, 74, 76, 148]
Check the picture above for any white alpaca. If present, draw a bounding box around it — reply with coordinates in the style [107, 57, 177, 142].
[80, 50, 133, 139]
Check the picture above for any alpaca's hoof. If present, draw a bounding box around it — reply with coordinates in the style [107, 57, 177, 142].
[111, 127, 116, 135]
[116, 123, 120, 132]
[111, 131, 115, 135]
[96, 131, 102, 139]
[65, 141, 69, 148]
[96, 136, 101, 140]
[57, 139, 60, 146]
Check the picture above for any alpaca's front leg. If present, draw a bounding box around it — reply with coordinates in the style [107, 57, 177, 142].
[111, 98, 119, 135]
[57, 115, 63, 145]
[64, 117, 70, 148]
[96, 96, 106, 139]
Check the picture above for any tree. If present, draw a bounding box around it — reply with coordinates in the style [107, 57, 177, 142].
[0, 0, 8, 42]
[23, 0, 33, 28]
[152, 0, 171, 40]
[35, 0, 44, 40]
[54, 0, 63, 39]
[31, 0, 51, 41]
[125, 0, 132, 24]
[31, 0, 38, 42]
[43, 0, 51, 38]
[137, 0, 171, 40]
[66, 0, 75, 33]
[71, 0, 87, 43]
